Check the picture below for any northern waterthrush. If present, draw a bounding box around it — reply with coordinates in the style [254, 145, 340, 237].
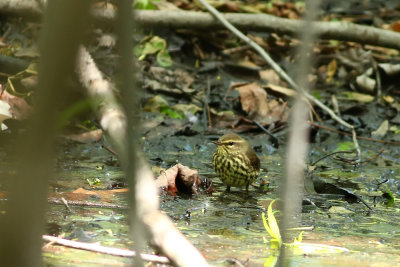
[212, 133, 260, 192]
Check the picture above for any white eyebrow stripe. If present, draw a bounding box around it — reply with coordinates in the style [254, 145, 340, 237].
[222, 139, 244, 144]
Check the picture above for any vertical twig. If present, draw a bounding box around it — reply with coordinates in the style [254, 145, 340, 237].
[115, 0, 145, 265]
[0, 1, 90, 266]
[203, 76, 212, 129]
[278, 0, 320, 264]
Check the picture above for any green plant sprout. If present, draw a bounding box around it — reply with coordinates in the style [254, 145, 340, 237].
[134, 36, 173, 67]
[262, 200, 282, 249]
[262, 200, 350, 266]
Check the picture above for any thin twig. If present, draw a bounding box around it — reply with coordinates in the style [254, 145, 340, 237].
[42, 233, 65, 249]
[197, 0, 361, 159]
[310, 150, 355, 166]
[370, 54, 382, 98]
[252, 120, 279, 147]
[203, 76, 212, 129]
[102, 145, 118, 156]
[207, 103, 212, 129]
[309, 121, 400, 145]
[60, 197, 73, 213]
[334, 149, 383, 165]
[42, 235, 170, 264]
[355, 195, 374, 211]
[196, 0, 297, 90]
[48, 198, 128, 209]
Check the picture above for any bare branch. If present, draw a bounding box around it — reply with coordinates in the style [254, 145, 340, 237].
[42, 235, 170, 264]
[2, 0, 400, 49]
[76, 46, 209, 267]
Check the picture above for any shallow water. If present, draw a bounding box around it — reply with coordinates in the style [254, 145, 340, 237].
[41, 132, 400, 266]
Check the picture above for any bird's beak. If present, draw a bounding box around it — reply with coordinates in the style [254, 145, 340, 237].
[212, 140, 222, 146]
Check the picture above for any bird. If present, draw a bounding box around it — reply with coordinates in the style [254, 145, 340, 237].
[212, 133, 260, 192]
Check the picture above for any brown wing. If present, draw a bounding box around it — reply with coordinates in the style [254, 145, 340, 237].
[246, 148, 260, 170]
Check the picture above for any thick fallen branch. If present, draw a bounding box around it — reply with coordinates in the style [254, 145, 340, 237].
[2, 0, 400, 49]
[42, 235, 170, 264]
[76, 45, 209, 267]
[133, 10, 400, 50]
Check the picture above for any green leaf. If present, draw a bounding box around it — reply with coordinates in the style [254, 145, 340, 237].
[133, 0, 158, 10]
[384, 187, 395, 207]
[134, 36, 173, 67]
[142, 95, 169, 113]
[156, 49, 173, 67]
[263, 254, 278, 267]
[86, 178, 101, 186]
[142, 41, 161, 55]
[335, 141, 355, 152]
[339, 91, 374, 103]
[312, 90, 321, 100]
[294, 231, 304, 243]
[160, 106, 184, 119]
[267, 201, 281, 243]
[262, 200, 282, 249]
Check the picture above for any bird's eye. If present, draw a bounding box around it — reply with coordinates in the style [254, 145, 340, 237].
[228, 141, 234, 146]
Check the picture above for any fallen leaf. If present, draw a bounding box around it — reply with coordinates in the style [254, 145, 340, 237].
[144, 67, 195, 95]
[382, 95, 394, 104]
[356, 73, 376, 92]
[235, 82, 269, 117]
[14, 46, 40, 58]
[265, 84, 297, 97]
[378, 63, 400, 76]
[259, 69, 281, 84]
[391, 21, 400, 32]
[143, 95, 169, 113]
[53, 187, 128, 202]
[154, 164, 201, 196]
[326, 58, 337, 83]
[233, 82, 289, 125]
[339, 91, 374, 103]
[0, 100, 12, 130]
[371, 120, 389, 139]
[0, 87, 33, 120]
[172, 103, 202, 116]
[63, 129, 103, 143]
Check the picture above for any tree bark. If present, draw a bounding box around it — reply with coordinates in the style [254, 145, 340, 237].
[1, 0, 400, 49]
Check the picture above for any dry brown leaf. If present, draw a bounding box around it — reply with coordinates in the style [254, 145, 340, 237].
[210, 109, 238, 129]
[0, 87, 33, 120]
[154, 164, 200, 196]
[259, 69, 281, 84]
[0, 100, 12, 128]
[382, 95, 394, 104]
[326, 58, 337, 83]
[391, 21, 400, 32]
[63, 129, 103, 143]
[266, 84, 297, 97]
[234, 83, 288, 125]
[235, 83, 269, 117]
[371, 120, 389, 139]
[149, 66, 194, 91]
[54, 187, 128, 202]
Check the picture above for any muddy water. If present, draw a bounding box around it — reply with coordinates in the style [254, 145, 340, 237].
[43, 133, 400, 266]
